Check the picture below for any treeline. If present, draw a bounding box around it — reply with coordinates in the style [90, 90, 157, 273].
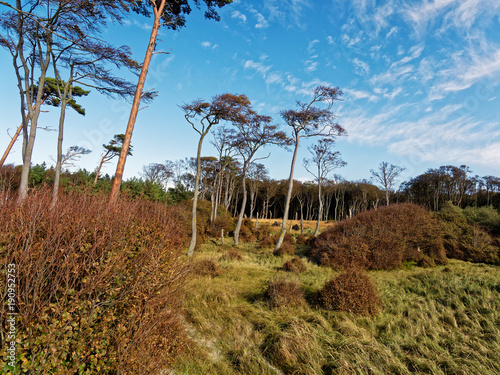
[3, 160, 499, 222]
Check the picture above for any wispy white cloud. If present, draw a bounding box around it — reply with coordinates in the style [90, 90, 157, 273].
[352, 58, 370, 75]
[344, 88, 378, 102]
[386, 26, 399, 38]
[231, 10, 247, 23]
[243, 59, 271, 75]
[200, 41, 218, 50]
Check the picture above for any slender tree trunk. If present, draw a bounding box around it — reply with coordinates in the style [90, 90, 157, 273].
[0, 95, 50, 169]
[187, 134, 205, 256]
[314, 177, 322, 236]
[109, 1, 166, 204]
[94, 155, 107, 185]
[233, 167, 248, 246]
[274, 138, 299, 252]
[17, 25, 52, 202]
[385, 189, 390, 206]
[52, 98, 68, 204]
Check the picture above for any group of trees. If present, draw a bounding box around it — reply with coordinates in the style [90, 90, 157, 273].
[0, 0, 232, 205]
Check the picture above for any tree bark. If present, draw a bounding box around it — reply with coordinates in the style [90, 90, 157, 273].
[109, 0, 166, 204]
[233, 168, 248, 246]
[274, 138, 299, 252]
[314, 175, 322, 236]
[187, 134, 205, 256]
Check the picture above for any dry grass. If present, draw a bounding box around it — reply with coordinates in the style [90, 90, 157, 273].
[174, 238, 500, 375]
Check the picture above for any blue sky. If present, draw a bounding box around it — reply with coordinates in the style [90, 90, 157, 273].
[1, 0, 500, 187]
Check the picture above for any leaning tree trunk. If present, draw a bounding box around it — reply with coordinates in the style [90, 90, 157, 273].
[109, 0, 166, 204]
[274, 138, 300, 252]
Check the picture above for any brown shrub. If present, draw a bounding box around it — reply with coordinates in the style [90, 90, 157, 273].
[272, 221, 280, 226]
[260, 235, 276, 248]
[418, 254, 436, 268]
[192, 259, 222, 277]
[283, 257, 307, 274]
[437, 202, 499, 265]
[220, 249, 243, 262]
[291, 224, 300, 231]
[263, 276, 306, 308]
[238, 224, 257, 243]
[208, 209, 235, 238]
[0, 189, 189, 373]
[319, 268, 381, 315]
[310, 203, 447, 270]
[255, 224, 272, 240]
[283, 232, 296, 245]
[274, 241, 295, 256]
[295, 234, 309, 245]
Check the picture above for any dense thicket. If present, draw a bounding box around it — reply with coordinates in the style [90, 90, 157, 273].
[0, 190, 189, 373]
[309, 203, 448, 270]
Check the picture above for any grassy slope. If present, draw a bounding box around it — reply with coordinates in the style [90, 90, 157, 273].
[174, 240, 500, 375]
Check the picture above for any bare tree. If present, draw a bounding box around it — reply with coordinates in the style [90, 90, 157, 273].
[109, 0, 232, 204]
[232, 114, 289, 245]
[60, 146, 91, 168]
[274, 86, 345, 253]
[370, 161, 405, 206]
[182, 93, 253, 256]
[303, 138, 346, 236]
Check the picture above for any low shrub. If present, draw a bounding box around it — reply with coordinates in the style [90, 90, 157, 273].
[295, 234, 309, 245]
[192, 259, 222, 277]
[263, 276, 306, 308]
[274, 242, 295, 256]
[260, 235, 276, 248]
[291, 224, 300, 231]
[220, 249, 243, 262]
[310, 203, 447, 270]
[0, 189, 189, 373]
[318, 268, 381, 315]
[272, 221, 280, 226]
[283, 257, 307, 274]
[255, 224, 272, 240]
[239, 224, 257, 243]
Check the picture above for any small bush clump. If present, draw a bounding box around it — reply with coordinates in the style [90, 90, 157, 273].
[255, 223, 272, 240]
[291, 224, 300, 231]
[220, 249, 243, 262]
[274, 241, 295, 256]
[318, 268, 381, 315]
[263, 276, 306, 308]
[283, 257, 307, 274]
[260, 235, 276, 248]
[192, 259, 222, 277]
[295, 234, 309, 245]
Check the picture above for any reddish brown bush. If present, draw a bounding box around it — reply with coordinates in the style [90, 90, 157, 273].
[255, 224, 272, 240]
[192, 258, 222, 277]
[260, 235, 276, 248]
[283, 257, 307, 274]
[263, 276, 306, 308]
[0, 189, 189, 373]
[310, 204, 447, 270]
[239, 224, 257, 243]
[319, 268, 381, 315]
[220, 249, 243, 262]
[437, 202, 499, 265]
[295, 234, 309, 245]
[274, 241, 295, 256]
